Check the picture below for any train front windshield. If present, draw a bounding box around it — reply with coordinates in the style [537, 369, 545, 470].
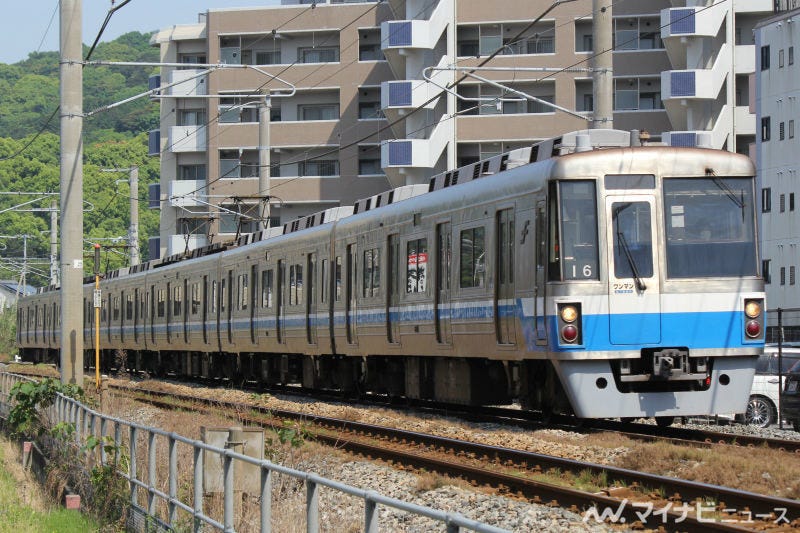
[663, 177, 758, 278]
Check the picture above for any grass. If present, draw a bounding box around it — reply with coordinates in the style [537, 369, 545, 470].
[0, 434, 98, 533]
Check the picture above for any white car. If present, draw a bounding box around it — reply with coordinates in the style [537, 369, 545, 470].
[743, 344, 800, 427]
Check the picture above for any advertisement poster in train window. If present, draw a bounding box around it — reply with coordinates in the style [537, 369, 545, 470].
[407, 239, 428, 293]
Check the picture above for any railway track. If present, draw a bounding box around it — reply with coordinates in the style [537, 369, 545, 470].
[111, 382, 800, 532]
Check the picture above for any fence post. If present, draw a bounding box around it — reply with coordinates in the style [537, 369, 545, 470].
[148, 431, 157, 519]
[365, 492, 378, 533]
[307, 478, 319, 533]
[130, 426, 138, 509]
[224, 453, 234, 532]
[193, 446, 203, 533]
[100, 418, 108, 466]
[168, 436, 177, 526]
[261, 467, 272, 533]
[114, 422, 121, 467]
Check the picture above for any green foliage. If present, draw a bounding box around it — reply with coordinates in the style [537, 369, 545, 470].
[8, 378, 84, 437]
[0, 305, 18, 361]
[84, 435, 130, 524]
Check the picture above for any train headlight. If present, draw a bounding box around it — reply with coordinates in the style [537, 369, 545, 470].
[745, 320, 761, 338]
[560, 305, 578, 323]
[744, 300, 761, 319]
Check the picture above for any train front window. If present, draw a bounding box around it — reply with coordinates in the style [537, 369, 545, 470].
[663, 177, 757, 278]
[611, 201, 654, 279]
[549, 180, 599, 280]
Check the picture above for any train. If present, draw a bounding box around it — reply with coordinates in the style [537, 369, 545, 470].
[16, 129, 765, 425]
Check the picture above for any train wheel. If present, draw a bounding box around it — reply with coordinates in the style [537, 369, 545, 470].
[655, 416, 675, 427]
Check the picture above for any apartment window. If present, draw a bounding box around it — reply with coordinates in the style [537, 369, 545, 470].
[359, 157, 381, 175]
[761, 117, 771, 141]
[790, 119, 795, 139]
[179, 53, 206, 66]
[762, 187, 772, 212]
[219, 204, 258, 234]
[792, 266, 797, 286]
[299, 47, 339, 63]
[780, 121, 786, 140]
[298, 160, 339, 177]
[458, 40, 479, 56]
[763, 259, 771, 284]
[179, 165, 206, 181]
[790, 46, 794, 65]
[299, 104, 339, 121]
[614, 17, 662, 51]
[219, 96, 259, 123]
[359, 101, 381, 119]
[359, 43, 383, 61]
[781, 266, 786, 285]
[761, 45, 770, 70]
[255, 50, 280, 65]
[177, 218, 207, 236]
[178, 109, 206, 126]
[780, 193, 786, 212]
[614, 78, 662, 111]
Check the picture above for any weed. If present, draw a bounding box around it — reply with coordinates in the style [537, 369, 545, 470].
[8, 378, 84, 438]
[416, 470, 449, 492]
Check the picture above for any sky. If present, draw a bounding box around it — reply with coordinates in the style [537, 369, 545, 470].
[0, 0, 281, 64]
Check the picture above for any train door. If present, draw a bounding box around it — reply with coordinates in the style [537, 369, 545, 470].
[276, 260, 285, 343]
[387, 234, 400, 344]
[225, 270, 233, 345]
[250, 265, 258, 344]
[346, 244, 357, 345]
[496, 208, 516, 345]
[120, 291, 125, 343]
[605, 195, 661, 344]
[134, 289, 139, 343]
[149, 286, 155, 345]
[534, 202, 548, 344]
[166, 282, 172, 344]
[306, 253, 317, 345]
[435, 223, 452, 344]
[202, 276, 209, 345]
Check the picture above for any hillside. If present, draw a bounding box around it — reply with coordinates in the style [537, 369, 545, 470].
[0, 32, 162, 285]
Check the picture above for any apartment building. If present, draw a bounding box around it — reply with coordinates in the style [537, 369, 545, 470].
[755, 6, 800, 312]
[148, 0, 771, 259]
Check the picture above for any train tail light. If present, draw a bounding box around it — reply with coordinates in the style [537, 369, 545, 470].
[743, 298, 764, 339]
[558, 303, 582, 344]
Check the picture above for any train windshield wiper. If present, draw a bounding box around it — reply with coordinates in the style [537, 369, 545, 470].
[616, 230, 646, 292]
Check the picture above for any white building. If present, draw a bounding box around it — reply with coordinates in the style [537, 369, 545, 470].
[755, 6, 800, 314]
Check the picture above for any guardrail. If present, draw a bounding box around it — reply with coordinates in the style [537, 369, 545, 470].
[0, 371, 509, 533]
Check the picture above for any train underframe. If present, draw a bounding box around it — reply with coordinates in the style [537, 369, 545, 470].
[20, 346, 574, 413]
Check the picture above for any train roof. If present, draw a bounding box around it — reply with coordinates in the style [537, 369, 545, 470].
[91, 129, 753, 282]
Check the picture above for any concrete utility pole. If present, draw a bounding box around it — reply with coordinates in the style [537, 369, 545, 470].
[129, 167, 140, 265]
[592, 0, 613, 129]
[50, 199, 59, 286]
[258, 95, 272, 231]
[59, 0, 84, 386]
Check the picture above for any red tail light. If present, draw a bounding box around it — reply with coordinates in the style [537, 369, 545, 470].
[745, 320, 761, 338]
[561, 324, 578, 343]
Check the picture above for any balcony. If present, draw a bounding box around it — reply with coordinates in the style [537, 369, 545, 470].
[662, 104, 734, 149]
[660, 5, 726, 69]
[167, 234, 207, 256]
[169, 180, 205, 207]
[168, 125, 207, 153]
[381, 119, 450, 187]
[167, 69, 207, 97]
[380, 0, 452, 77]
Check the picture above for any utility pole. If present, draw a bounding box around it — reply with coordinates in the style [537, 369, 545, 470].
[129, 167, 140, 265]
[258, 94, 272, 231]
[50, 199, 59, 286]
[592, 0, 613, 129]
[59, 0, 84, 387]
[100, 167, 141, 266]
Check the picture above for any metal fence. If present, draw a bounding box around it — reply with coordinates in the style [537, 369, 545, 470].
[0, 371, 509, 533]
[766, 308, 800, 344]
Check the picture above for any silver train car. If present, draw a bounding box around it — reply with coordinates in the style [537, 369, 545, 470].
[17, 130, 765, 423]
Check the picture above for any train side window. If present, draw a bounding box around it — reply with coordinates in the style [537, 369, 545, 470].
[126, 294, 133, 320]
[238, 274, 248, 311]
[547, 182, 562, 280]
[191, 283, 200, 315]
[460, 227, 485, 288]
[262, 270, 273, 308]
[173, 285, 182, 317]
[101, 299, 107, 321]
[335, 257, 342, 301]
[289, 264, 303, 306]
[220, 280, 226, 312]
[321, 259, 329, 303]
[113, 296, 120, 321]
[211, 281, 217, 313]
[407, 238, 428, 293]
[363, 248, 380, 297]
[157, 289, 165, 317]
